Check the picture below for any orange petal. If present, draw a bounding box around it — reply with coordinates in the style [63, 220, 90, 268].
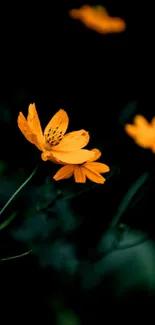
[125, 124, 137, 137]
[94, 6, 109, 17]
[41, 151, 60, 163]
[53, 165, 75, 181]
[52, 130, 90, 152]
[99, 18, 126, 33]
[74, 166, 86, 183]
[91, 19, 124, 34]
[134, 115, 149, 127]
[83, 166, 106, 184]
[125, 125, 155, 149]
[70, 5, 125, 34]
[18, 112, 34, 144]
[80, 5, 102, 19]
[17, 112, 43, 150]
[69, 5, 93, 19]
[27, 103, 43, 136]
[44, 149, 95, 164]
[84, 162, 110, 173]
[134, 131, 155, 148]
[87, 148, 102, 162]
[44, 109, 69, 139]
[69, 8, 81, 19]
[69, 5, 99, 27]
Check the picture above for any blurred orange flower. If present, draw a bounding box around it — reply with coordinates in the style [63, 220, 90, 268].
[69, 5, 126, 34]
[125, 115, 155, 152]
[53, 148, 110, 184]
[17, 103, 95, 164]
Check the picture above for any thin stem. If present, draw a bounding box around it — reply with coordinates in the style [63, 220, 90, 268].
[62, 183, 98, 200]
[0, 211, 17, 231]
[0, 249, 32, 262]
[110, 172, 149, 228]
[0, 166, 38, 217]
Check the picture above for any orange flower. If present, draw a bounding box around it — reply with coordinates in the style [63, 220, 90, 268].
[125, 115, 155, 152]
[17, 103, 95, 164]
[53, 148, 110, 184]
[69, 5, 126, 34]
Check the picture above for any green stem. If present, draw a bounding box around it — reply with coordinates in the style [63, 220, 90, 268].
[0, 249, 32, 262]
[62, 183, 98, 200]
[0, 166, 38, 217]
[0, 211, 17, 231]
[110, 172, 149, 228]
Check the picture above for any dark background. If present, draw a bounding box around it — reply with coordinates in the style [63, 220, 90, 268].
[1, 1, 155, 324]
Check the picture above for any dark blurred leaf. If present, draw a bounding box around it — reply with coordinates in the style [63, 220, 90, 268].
[56, 309, 80, 325]
[37, 240, 78, 272]
[11, 174, 79, 270]
[98, 226, 148, 256]
[0, 160, 8, 174]
[52, 199, 78, 232]
[34, 177, 58, 210]
[81, 228, 155, 296]
[118, 101, 138, 125]
[0, 102, 12, 123]
[12, 212, 57, 242]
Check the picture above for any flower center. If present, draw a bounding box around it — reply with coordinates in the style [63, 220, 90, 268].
[44, 126, 63, 149]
